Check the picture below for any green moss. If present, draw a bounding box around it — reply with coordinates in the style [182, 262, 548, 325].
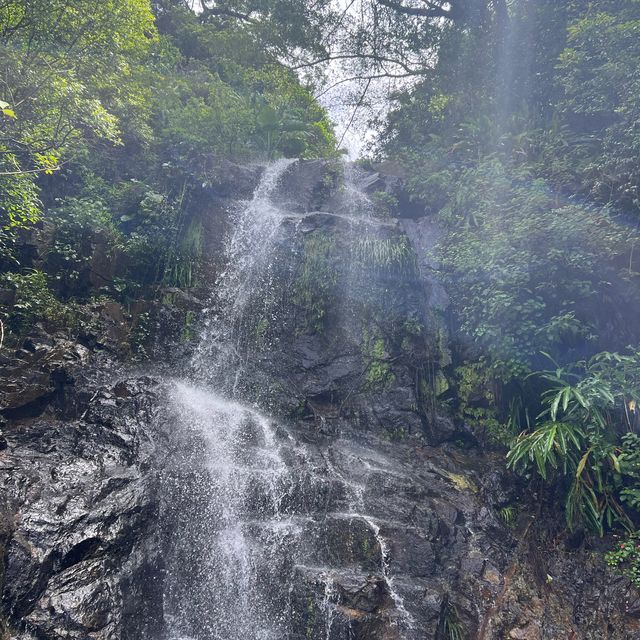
[305, 597, 316, 639]
[386, 427, 407, 442]
[254, 316, 269, 346]
[130, 311, 151, 359]
[288, 398, 307, 419]
[292, 231, 338, 333]
[161, 291, 176, 305]
[371, 337, 385, 359]
[361, 329, 396, 390]
[365, 360, 396, 388]
[180, 310, 195, 343]
[444, 471, 478, 493]
[454, 361, 512, 443]
[434, 370, 450, 397]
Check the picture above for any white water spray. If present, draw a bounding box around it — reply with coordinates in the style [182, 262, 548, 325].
[160, 160, 416, 640]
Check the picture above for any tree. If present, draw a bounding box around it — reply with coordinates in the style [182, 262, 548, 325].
[0, 0, 158, 248]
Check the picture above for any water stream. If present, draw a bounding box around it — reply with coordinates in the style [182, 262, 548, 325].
[159, 160, 416, 640]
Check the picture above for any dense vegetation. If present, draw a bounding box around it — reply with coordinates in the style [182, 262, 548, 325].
[371, 0, 640, 580]
[0, 0, 335, 345]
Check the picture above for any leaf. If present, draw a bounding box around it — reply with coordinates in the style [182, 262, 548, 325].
[610, 453, 621, 473]
[2, 107, 16, 118]
[576, 449, 591, 478]
[551, 390, 562, 420]
[600, 387, 616, 405]
[572, 388, 588, 409]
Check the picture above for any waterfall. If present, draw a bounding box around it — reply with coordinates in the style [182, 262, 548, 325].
[191, 157, 297, 389]
[158, 160, 417, 640]
[162, 159, 298, 640]
[162, 383, 293, 640]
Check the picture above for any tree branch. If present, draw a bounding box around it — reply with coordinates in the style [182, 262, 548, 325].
[375, 0, 450, 19]
[314, 70, 430, 99]
[338, 77, 372, 148]
[292, 53, 425, 75]
[200, 4, 256, 22]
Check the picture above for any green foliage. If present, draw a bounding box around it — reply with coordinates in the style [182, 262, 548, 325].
[130, 311, 151, 359]
[507, 349, 640, 535]
[498, 505, 517, 527]
[353, 235, 416, 275]
[441, 599, 465, 640]
[362, 329, 396, 390]
[180, 310, 195, 343]
[292, 231, 337, 333]
[0, 270, 71, 336]
[153, 3, 335, 163]
[433, 159, 634, 378]
[375, 1, 640, 556]
[0, 0, 337, 339]
[0, 0, 158, 257]
[556, 3, 640, 213]
[605, 532, 640, 589]
[163, 219, 204, 289]
[369, 190, 399, 218]
[47, 198, 121, 294]
[254, 316, 269, 347]
[0, 164, 41, 259]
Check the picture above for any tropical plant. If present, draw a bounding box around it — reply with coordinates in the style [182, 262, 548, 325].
[507, 350, 640, 535]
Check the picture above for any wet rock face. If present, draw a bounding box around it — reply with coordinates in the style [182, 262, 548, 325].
[225, 164, 451, 445]
[0, 355, 163, 639]
[1, 159, 640, 640]
[184, 160, 640, 640]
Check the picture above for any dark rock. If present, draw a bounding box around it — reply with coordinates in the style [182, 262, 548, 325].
[0, 338, 88, 419]
[201, 157, 263, 199]
[89, 232, 129, 291]
[0, 371, 163, 639]
[273, 159, 339, 213]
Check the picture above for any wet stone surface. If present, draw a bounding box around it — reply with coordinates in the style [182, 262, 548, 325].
[1, 160, 640, 640]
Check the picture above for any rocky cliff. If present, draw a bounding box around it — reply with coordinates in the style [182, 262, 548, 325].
[1, 160, 639, 640]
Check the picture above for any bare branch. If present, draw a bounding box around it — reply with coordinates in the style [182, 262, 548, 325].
[314, 70, 429, 99]
[200, 3, 256, 22]
[375, 0, 450, 19]
[338, 77, 372, 147]
[291, 53, 425, 75]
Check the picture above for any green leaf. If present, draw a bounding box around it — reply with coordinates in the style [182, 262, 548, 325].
[610, 453, 621, 474]
[576, 449, 591, 478]
[551, 390, 562, 420]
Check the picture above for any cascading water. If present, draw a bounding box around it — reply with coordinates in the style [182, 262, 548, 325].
[161, 383, 293, 640]
[191, 158, 298, 390]
[158, 159, 418, 640]
[161, 159, 298, 640]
